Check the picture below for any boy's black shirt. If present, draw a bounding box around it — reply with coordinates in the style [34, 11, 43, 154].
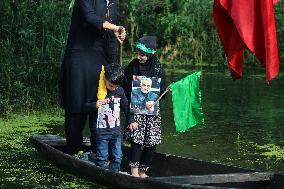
[85, 87, 132, 135]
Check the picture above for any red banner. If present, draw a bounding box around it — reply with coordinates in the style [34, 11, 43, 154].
[213, 0, 279, 84]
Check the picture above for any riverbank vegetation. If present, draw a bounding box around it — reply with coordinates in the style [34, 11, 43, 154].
[0, 0, 283, 115]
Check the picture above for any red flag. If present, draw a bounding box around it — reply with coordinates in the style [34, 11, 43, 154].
[213, 0, 280, 84]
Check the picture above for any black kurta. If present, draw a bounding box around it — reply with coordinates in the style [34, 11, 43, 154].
[59, 0, 119, 113]
[123, 55, 166, 147]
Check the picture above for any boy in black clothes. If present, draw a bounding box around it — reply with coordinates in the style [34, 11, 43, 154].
[85, 63, 132, 173]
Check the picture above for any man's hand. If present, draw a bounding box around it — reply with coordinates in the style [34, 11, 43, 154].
[102, 22, 126, 43]
[115, 26, 126, 44]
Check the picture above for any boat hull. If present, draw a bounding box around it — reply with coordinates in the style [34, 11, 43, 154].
[31, 134, 284, 189]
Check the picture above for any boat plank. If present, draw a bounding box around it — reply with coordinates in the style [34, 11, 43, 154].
[151, 172, 274, 185]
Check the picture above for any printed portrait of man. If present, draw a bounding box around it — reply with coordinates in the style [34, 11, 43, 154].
[130, 76, 161, 115]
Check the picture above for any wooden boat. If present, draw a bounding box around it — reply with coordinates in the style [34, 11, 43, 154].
[31, 134, 284, 189]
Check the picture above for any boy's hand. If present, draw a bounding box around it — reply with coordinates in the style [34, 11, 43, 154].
[129, 122, 139, 131]
[96, 100, 104, 108]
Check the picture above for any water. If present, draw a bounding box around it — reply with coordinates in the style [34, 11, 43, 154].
[158, 66, 284, 173]
[72, 66, 284, 173]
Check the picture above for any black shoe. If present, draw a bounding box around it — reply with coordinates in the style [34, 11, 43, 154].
[88, 152, 96, 164]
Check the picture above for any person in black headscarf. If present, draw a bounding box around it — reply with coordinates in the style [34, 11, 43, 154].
[123, 36, 166, 178]
[59, 0, 126, 155]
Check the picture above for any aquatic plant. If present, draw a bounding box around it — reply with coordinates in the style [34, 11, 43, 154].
[0, 108, 104, 188]
[257, 144, 284, 161]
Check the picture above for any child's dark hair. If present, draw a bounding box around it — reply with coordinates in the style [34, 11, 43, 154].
[104, 63, 124, 85]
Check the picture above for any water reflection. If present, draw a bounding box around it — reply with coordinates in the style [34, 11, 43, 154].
[159, 67, 284, 173]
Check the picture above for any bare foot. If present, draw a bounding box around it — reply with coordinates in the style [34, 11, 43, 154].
[138, 170, 149, 178]
[132, 173, 140, 177]
[131, 167, 139, 177]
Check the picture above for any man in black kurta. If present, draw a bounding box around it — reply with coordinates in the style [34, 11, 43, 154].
[59, 0, 125, 155]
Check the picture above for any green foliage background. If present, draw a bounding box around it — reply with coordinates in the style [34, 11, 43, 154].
[0, 0, 283, 115]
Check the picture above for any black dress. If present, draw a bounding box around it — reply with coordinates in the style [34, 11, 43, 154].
[59, 0, 119, 113]
[123, 56, 166, 147]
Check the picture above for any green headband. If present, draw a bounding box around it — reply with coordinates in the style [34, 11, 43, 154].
[135, 42, 156, 54]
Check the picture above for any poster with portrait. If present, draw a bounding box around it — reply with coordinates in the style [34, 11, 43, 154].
[130, 76, 161, 115]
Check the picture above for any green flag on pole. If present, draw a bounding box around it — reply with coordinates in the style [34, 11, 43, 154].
[170, 71, 204, 132]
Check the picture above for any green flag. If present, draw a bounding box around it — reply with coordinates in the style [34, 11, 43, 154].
[170, 71, 204, 132]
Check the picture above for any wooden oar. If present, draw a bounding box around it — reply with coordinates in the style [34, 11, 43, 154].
[119, 43, 123, 65]
[118, 26, 124, 65]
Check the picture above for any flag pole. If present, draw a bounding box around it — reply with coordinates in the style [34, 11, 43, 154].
[153, 86, 170, 106]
